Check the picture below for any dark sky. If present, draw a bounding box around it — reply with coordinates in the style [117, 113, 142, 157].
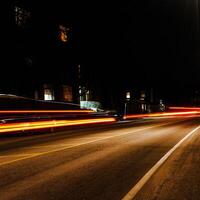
[80, 1, 200, 103]
[7, 1, 200, 104]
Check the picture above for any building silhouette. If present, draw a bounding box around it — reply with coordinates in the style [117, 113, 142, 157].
[8, 1, 80, 103]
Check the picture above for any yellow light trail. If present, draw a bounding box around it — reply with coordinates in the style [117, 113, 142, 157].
[0, 118, 116, 133]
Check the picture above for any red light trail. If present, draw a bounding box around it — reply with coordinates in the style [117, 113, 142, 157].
[124, 111, 200, 120]
[169, 107, 200, 110]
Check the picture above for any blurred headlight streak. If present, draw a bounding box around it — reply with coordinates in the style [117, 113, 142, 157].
[0, 118, 116, 133]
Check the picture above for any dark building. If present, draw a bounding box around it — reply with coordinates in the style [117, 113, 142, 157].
[7, 1, 80, 103]
[7, 1, 124, 111]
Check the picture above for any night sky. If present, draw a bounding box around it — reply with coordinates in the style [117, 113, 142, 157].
[81, 1, 200, 103]
[7, 1, 200, 104]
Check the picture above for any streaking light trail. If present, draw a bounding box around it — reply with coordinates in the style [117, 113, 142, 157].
[169, 107, 200, 110]
[0, 118, 116, 134]
[124, 111, 200, 120]
[0, 110, 94, 114]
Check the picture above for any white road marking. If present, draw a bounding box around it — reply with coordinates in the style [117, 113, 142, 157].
[121, 125, 200, 200]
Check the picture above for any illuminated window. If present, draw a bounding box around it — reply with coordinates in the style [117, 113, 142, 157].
[63, 85, 73, 102]
[141, 104, 145, 110]
[15, 6, 30, 26]
[79, 86, 90, 102]
[140, 91, 146, 101]
[44, 89, 55, 101]
[86, 90, 90, 101]
[59, 25, 70, 43]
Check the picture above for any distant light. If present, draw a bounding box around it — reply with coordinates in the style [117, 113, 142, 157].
[15, 6, 30, 27]
[44, 89, 55, 101]
[59, 25, 69, 43]
[140, 91, 145, 101]
[126, 92, 131, 100]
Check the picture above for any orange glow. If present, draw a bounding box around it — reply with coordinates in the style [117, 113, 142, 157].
[0, 110, 94, 114]
[59, 25, 69, 43]
[0, 118, 116, 134]
[124, 111, 200, 120]
[60, 31, 68, 42]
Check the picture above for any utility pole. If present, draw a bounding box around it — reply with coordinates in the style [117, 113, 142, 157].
[124, 102, 127, 119]
[195, 0, 200, 41]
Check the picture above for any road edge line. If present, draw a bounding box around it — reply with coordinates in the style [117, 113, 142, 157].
[121, 125, 200, 200]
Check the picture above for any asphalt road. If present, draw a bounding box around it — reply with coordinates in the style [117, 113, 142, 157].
[0, 116, 200, 200]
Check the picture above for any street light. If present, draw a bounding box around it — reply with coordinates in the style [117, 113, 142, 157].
[124, 92, 131, 119]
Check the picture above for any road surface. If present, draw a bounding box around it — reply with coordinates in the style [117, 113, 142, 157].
[0, 116, 200, 200]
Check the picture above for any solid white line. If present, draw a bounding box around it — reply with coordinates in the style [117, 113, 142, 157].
[121, 125, 200, 200]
